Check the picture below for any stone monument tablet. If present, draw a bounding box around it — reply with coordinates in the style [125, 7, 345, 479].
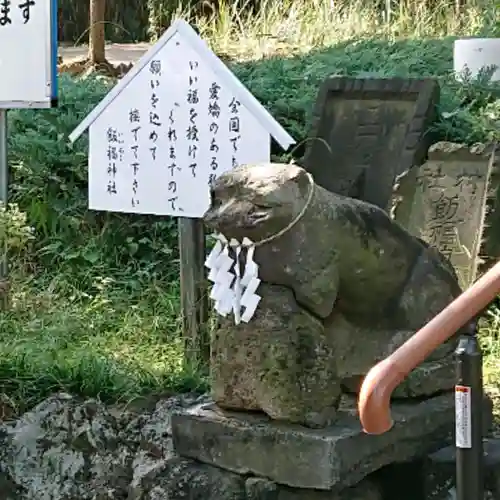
[394, 142, 496, 289]
[302, 77, 439, 210]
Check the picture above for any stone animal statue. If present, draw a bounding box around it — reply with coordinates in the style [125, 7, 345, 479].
[203, 162, 463, 428]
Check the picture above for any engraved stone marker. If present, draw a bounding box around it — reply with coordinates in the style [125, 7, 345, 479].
[393, 142, 496, 289]
[302, 77, 439, 211]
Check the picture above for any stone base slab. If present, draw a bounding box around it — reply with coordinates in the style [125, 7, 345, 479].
[244, 477, 383, 500]
[172, 393, 459, 491]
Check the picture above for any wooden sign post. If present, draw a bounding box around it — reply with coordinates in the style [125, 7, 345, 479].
[69, 19, 295, 369]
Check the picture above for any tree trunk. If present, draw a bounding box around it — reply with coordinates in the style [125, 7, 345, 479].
[89, 0, 106, 64]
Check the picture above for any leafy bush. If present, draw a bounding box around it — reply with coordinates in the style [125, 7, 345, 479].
[230, 38, 500, 146]
[0, 203, 34, 257]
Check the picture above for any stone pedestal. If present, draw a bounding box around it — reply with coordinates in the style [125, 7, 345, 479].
[172, 393, 457, 492]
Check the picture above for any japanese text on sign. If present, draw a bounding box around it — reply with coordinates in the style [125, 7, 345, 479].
[128, 107, 140, 207]
[0, 0, 36, 26]
[106, 126, 123, 197]
[208, 82, 221, 187]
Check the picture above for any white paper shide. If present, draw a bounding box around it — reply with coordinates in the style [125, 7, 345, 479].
[205, 235, 261, 324]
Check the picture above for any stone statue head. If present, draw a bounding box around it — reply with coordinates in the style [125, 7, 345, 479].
[204, 162, 314, 244]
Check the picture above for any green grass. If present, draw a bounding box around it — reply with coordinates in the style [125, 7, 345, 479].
[1, 0, 500, 411]
[0, 273, 203, 410]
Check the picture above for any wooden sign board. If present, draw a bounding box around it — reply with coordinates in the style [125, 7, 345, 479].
[302, 77, 439, 211]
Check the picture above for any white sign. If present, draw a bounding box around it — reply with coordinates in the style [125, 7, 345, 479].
[69, 19, 295, 219]
[88, 42, 270, 218]
[455, 384, 472, 449]
[0, 0, 58, 108]
[453, 38, 500, 82]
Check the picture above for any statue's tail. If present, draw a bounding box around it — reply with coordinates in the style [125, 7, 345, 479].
[358, 260, 500, 435]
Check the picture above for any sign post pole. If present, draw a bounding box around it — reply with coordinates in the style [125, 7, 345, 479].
[455, 319, 484, 500]
[0, 110, 8, 309]
[178, 217, 208, 370]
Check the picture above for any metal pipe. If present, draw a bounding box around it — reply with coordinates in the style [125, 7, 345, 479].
[455, 320, 484, 500]
[358, 260, 500, 435]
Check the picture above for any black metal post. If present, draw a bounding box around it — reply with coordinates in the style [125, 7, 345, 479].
[455, 319, 484, 500]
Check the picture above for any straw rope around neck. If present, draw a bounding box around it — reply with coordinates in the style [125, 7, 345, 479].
[213, 172, 315, 248]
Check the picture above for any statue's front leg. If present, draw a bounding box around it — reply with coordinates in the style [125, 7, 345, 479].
[212, 284, 342, 428]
